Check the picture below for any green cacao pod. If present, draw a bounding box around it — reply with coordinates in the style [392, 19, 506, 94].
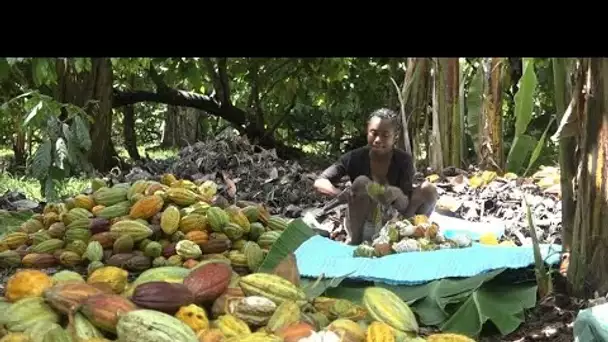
[95, 201, 131, 219]
[84, 241, 104, 262]
[30, 239, 64, 254]
[64, 228, 91, 244]
[115, 309, 198, 341]
[207, 207, 230, 232]
[266, 216, 289, 231]
[243, 242, 264, 272]
[248, 222, 266, 241]
[175, 240, 202, 260]
[65, 240, 88, 255]
[223, 222, 244, 241]
[66, 218, 91, 231]
[110, 220, 153, 242]
[68, 312, 104, 340]
[160, 205, 181, 235]
[92, 187, 129, 207]
[257, 231, 282, 249]
[144, 241, 162, 258]
[113, 234, 134, 254]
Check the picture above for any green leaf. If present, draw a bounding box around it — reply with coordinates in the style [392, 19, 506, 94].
[524, 117, 556, 176]
[506, 134, 537, 174]
[257, 218, 315, 273]
[513, 58, 538, 136]
[23, 100, 44, 126]
[54, 137, 69, 170]
[72, 116, 92, 151]
[0, 58, 10, 81]
[377, 268, 505, 326]
[439, 282, 538, 338]
[0, 210, 35, 238]
[30, 139, 52, 180]
[301, 273, 353, 300]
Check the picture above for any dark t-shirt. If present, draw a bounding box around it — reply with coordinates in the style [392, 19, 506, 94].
[318, 146, 416, 198]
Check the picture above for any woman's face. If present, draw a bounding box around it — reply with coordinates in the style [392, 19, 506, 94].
[367, 116, 396, 154]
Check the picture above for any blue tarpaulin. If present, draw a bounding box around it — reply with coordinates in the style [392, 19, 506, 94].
[294, 235, 562, 285]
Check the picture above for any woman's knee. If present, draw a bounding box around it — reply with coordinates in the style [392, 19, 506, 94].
[351, 176, 372, 193]
[419, 181, 438, 200]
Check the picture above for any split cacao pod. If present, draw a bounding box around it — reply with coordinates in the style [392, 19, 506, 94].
[175, 303, 209, 333]
[366, 321, 396, 342]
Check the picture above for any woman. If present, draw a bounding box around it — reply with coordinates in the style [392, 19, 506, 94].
[314, 108, 438, 245]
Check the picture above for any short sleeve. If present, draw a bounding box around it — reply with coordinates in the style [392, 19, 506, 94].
[318, 152, 350, 185]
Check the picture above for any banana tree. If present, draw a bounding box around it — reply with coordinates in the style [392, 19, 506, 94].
[561, 58, 608, 297]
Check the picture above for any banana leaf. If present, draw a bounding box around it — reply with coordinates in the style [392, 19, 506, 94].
[257, 218, 315, 273]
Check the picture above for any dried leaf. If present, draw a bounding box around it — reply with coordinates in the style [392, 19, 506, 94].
[221, 170, 237, 198]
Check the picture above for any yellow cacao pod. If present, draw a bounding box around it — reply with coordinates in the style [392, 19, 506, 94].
[175, 303, 209, 333]
[366, 322, 395, 342]
[362, 287, 418, 333]
[87, 266, 128, 294]
[266, 300, 301, 333]
[160, 205, 181, 235]
[179, 213, 207, 233]
[327, 319, 366, 342]
[5, 269, 53, 302]
[74, 194, 95, 211]
[129, 195, 164, 220]
[426, 333, 477, 342]
[215, 314, 251, 338]
[167, 188, 199, 206]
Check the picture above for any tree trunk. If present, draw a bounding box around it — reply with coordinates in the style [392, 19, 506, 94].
[122, 104, 140, 160]
[55, 58, 117, 172]
[431, 58, 461, 170]
[430, 59, 445, 173]
[12, 127, 26, 167]
[479, 57, 504, 172]
[552, 58, 577, 250]
[407, 58, 430, 169]
[567, 58, 608, 297]
[161, 106, 204, 147]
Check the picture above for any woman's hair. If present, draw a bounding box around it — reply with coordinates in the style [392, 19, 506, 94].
[368, 108, 401, 132]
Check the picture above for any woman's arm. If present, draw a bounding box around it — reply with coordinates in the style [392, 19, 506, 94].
[314, 154, 350, 197]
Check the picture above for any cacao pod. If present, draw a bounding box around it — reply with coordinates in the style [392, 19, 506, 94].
[84, 241, 104, 262]
[130, 281, 194, 314]
[87, 266, 129, 294]
[206, 207, 230, 232]
[43, 282, 109, 314]
[125, 255, 152, 272]
[176, 240, 202, 259]
[51, 270, 85, 285]
[239, 273, 307, 306]
[115, 309, 198, 341]
[5, 269, 53, 302]
[362, 287, 418, 333]
[175, 303, 209, 333]
[95, 201, 131, 219]
[232, 296, 276, 327]
[327, 319, 366, 342]
[366, 321, 396, 342]
[48, 222, 67, 238]
[215, 314, 251, 338]
[276, 322, 316, 342]
[110, 220, 153, 242]
[30, 239, 64, 254]
[113, 234, 134, 254]
[21, 253, 57, 268]
[166, 187, 199, 206]
[3, 297, 60, 332]
[179, 213, 207, 233]
[92, 187, 128, 207]
[67, 312, 104, 341]
[185, 230, 208, 245]
[266, 300, 300, 333]
[59, 251, 82, 267]
[129, 195, 164, 220]
[80, 294, 137, 334]
[183, 262, 232, 303]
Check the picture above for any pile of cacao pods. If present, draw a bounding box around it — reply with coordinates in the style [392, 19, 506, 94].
[0, 260, 477, 341]
[0, 174, 290, 274]
[353, 215, 474, 259]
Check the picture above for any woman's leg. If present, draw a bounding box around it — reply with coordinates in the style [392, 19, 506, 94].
[402, 181, 439, 218]
[345, 175, 375, 245]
